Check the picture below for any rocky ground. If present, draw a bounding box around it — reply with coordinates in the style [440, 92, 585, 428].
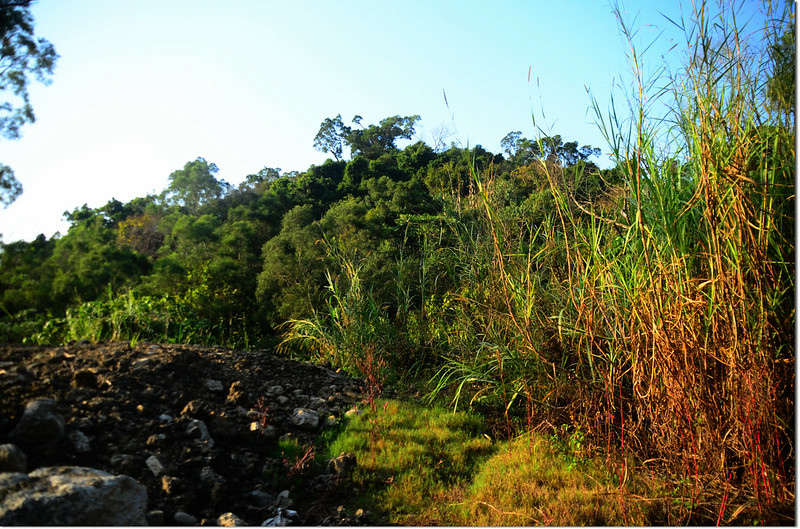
[0, 341, 380, 525]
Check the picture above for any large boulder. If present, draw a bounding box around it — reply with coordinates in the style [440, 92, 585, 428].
[8, 398, 66, 446]
[0, 466, 148, 525]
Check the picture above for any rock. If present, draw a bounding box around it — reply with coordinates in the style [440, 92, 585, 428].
[109, 454, 137, 475]
[250, 422, 276, 438]
[67, 430, 91, 453]
[161, 475, 180, 495]
[204, 379, 224, 393]
[12, 366, 34, 384]
[218, 511, 246, 526]
[186, 419, 215, 447]
[327, 452, 356, 477]
[200, 466, 223, 485]
[145, 454, 167, 477]
[226, 381, 245, 404]
[262, 507, 297, 526]
[249, 489, 275, 507]
[131, 357, 155, 370]
[72, 369, 98, 389]
[147, 509, 166, 525]
[181, 400, 206, 417]
[9, 398, 66, 446]
[266, 385, 284, 397]
[0, 466, 147, 525]
[146, 433, 167, 446]
[0, 444, 27, 472]
[276, 395, 289, 406]
[290, 408, 319, 431]
[345, 406, 364, 418]
[174, 510, 198, 525]
[274, 489, 293, 509]
[310, 396, 327, 408]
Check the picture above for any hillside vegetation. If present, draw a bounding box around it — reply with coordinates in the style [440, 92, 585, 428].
[0, 1, 794, 524]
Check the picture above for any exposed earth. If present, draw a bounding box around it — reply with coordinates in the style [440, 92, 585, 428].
[0, 341, 381, 525]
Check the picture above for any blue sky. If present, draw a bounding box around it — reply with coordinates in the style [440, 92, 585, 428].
[0, 0, 767, 242]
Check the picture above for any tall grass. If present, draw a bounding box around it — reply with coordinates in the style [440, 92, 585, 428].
[279, 235, 394, 382]
[425, 0, 793, 522]
[548, 0, 794, 519]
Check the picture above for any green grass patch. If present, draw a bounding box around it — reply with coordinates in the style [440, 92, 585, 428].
[323, 399, 669, 525]
[324, 399, 495, 525]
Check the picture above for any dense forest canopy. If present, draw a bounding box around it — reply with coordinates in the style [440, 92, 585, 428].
[0, 119, 609, 345]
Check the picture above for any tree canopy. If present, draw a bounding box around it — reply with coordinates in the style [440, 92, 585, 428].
[0, 0, 57, 206]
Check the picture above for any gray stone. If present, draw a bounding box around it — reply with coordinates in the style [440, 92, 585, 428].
[0, 466, 147, 525]
[147, 509, 166, 525]
[200, 466, 223, 485]
[146, 433, 167, 446]
[290, 408, 320, 431]
[0, 444, 27, 472]
[146, 454, 166, 477]
[266, 385, 284, 397]
[131, 357, 155, 370]
[67, 430, 91, 453]
[310, 396, 327, 408]
[186, 419, 214, 447]
[174, 510, 198, 525]
[9, 398, 66, 446]
[274, 489, 293, 509]
[263, 507, 297, 526]
[250, 422, 276, 438]
[204, 379, 224, 392]
[249, 489, 275, 507]
[109, 453, 137, 475]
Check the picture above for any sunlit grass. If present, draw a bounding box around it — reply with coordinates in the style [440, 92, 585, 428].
[449, 434, 663, 526]
[323, 398, 673, 526]
[325, 399, 493, 524]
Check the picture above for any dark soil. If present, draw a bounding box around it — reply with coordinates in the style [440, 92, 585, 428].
[0, 340, 377, 525]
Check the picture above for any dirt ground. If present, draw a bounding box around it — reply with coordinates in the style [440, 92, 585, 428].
[0, 340, 375, 525]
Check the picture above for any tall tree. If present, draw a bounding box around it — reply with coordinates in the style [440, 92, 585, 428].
[346, 115, 420, 159]
[0, 0, 57, 206]
[163, 158, 229, 214]
[313, 114, 350, 161]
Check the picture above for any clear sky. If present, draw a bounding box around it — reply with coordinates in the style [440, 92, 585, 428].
[0, 0, 769, 242]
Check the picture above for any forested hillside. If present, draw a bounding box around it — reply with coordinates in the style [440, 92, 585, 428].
[0, 0, 795, 523]
[0, 122, 608, 349]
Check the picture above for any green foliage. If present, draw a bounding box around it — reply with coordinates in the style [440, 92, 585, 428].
[279, 236, 394, 379]
[0, 0, 58, 206]
[21, 288, 244, 347]
[163, 157, 230, 214]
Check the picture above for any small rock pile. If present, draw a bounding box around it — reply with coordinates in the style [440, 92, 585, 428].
[0, 341, 372, 525]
